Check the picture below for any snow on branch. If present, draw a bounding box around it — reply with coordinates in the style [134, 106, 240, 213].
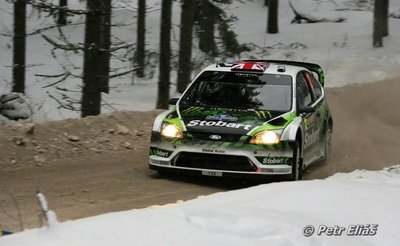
[390, 9, 400, 19]
[289, 1, 346, 24]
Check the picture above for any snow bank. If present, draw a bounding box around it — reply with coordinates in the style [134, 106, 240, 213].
[1, 165, 399, 246]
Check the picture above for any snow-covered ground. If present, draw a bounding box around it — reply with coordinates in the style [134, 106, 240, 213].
[1, 165, 400, 245]
[1, 0, 400, 121]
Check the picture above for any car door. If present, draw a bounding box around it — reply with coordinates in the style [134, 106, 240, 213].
[305, 71, 327, 156]
[296, 71, 321, 164]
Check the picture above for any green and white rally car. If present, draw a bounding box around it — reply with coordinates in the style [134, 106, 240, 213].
[149, 60, 333, 180]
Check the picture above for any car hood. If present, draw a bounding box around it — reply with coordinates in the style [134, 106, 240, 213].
[178, 106, 286, 135]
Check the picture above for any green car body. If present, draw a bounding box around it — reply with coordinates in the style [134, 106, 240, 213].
[149, 60, 333, 180]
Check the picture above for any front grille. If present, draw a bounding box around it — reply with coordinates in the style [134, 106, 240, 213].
[190, 132, 243, 142]
[174, 152, 256, 172]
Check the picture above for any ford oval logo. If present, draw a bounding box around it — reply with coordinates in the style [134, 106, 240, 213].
[209, 135, 222, 140]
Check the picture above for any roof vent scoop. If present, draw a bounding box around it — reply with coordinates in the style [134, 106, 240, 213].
[277, 66, 286, 72]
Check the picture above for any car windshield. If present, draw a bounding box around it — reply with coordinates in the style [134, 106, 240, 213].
[180, 71, 293, 112]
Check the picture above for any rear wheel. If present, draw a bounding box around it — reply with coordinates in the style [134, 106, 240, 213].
[291, 141, 303, 181]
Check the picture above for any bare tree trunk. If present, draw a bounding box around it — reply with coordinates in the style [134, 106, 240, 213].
[267, 0, 278, 34]
[382, 0, 389, 37]
[136, 0, 146, 78]
[81, 0, 102, 117]
[156, 0, 172, 109]
[177, 0, 194, 94]
[373, 0, 384, 47]
[99, 0, 111, 93]
[12, 0, 26, 94]
[58, 0, 68, 26]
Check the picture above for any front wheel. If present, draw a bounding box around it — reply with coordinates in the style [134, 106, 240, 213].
[291, 141, 303, 181]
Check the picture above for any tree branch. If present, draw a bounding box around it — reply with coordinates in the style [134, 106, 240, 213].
[42, 34, 83, 51]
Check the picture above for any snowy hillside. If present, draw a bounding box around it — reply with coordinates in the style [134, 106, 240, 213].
[1, 165, 400, 246]
[1, 0, 400, 122]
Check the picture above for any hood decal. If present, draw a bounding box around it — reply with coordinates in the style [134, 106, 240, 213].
[205, 114, 238, 122]
[178, 106, 285, 135]
[187, 120, 253, 131]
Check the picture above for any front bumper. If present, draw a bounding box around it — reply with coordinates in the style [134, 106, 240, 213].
[149, 140, 295, 179]
[149, 163, 293, 181]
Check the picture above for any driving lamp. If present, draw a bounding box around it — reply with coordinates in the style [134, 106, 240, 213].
[249, 131, 280, 145]
[161, 124, 183, 139]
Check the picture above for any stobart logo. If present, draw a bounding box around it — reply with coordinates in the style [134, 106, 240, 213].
[187, 120, 253, 130]
[206, 114, 238, 122]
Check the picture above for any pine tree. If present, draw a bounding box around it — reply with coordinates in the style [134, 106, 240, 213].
[12, 0, 27, 94]
[382, 0, 389, 37]
[194, 0, 241, 57]
[99, 0, 111, 93]
[156, 0, 172, 109]
[177, 0, 195, 93]
[267, 0, 278, 34]
[81, 0, 103, 117]
[373, 0, 384, 47]
[136, 0, 146, 78]
[196, 1, 218, 56]
[58, 0, 68, 26]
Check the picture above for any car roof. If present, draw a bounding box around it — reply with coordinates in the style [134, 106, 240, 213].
[201, 62, 307, 78]
[198, 59, 327, 86]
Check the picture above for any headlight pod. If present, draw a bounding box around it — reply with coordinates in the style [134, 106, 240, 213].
[249, 131, 280, 145]
[161, 124, 183, 139]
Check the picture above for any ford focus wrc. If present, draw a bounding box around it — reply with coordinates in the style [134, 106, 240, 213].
[149, 60, 333, 181]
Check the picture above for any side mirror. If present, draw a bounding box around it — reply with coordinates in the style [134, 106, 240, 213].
[298, 105, 315, 114]
[168, 97, 179, 105]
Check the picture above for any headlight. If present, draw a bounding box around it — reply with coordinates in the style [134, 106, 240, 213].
[249, 131, 280, 145]
[161, 124, 183, 139]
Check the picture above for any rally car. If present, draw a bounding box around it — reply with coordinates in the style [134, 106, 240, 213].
[149, 60, 333, 181]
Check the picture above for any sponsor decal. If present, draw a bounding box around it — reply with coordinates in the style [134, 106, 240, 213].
[187, 120, 253, 130]
[254, 110, 272, 119]
[202, 148, 225, 154]
[210, 108, 250, 112]
[304, 127, 321, 149]
[156, 149, 170, 158]
[206, 114, 238, 122]
[304, 116, 316, 129]
[234, 72, 258, 78]
[150, 147, 172, 158]
[263, 157, 284, 165]
[257, 156, 290, 165]
[209, 135, 222, 140]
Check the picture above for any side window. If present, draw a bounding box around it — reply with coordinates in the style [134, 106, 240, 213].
[296, 72, 312, 107]
[305, 72, 323, 100]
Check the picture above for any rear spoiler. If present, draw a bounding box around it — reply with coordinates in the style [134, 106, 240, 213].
[242, 60, 325, 86]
